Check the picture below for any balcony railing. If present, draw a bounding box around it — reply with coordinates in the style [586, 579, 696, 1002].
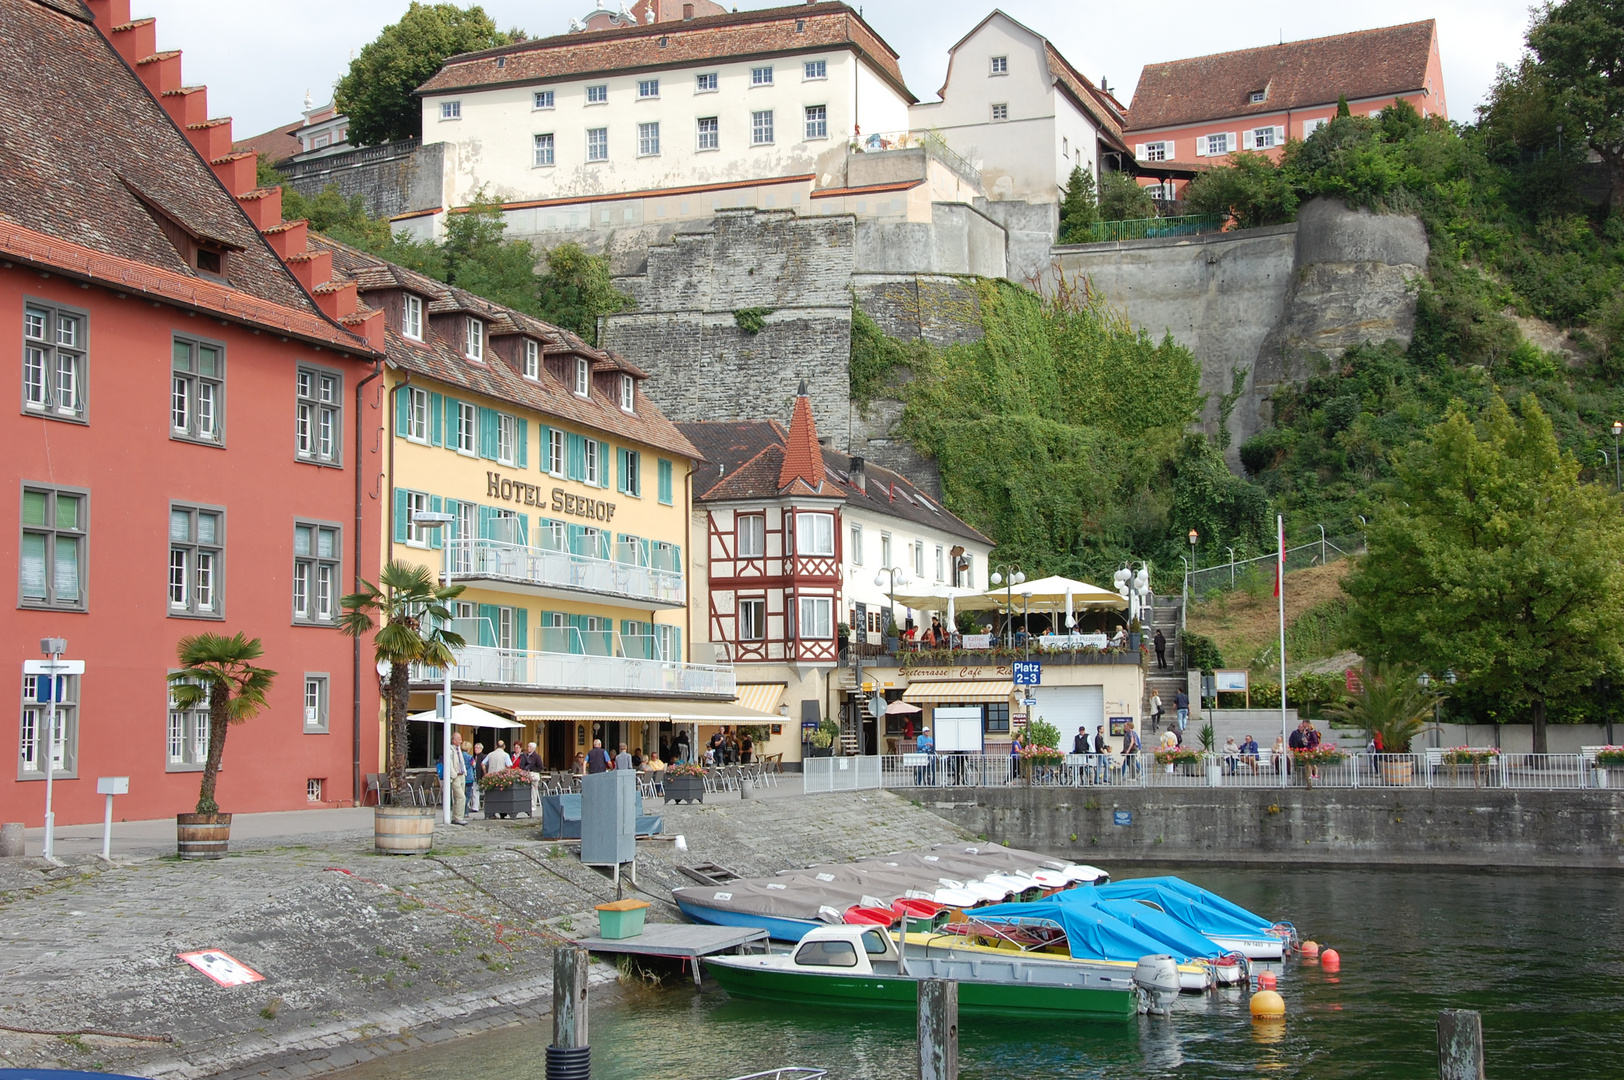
[1081, 213, 1225, 244]
[849, 129, 983, 189]
[446, 537, 684, 607]
[413, 643, 735, 698]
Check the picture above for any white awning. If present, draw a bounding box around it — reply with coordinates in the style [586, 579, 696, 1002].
[406, 702, 524, 730]
[902, 681, 1014, 704]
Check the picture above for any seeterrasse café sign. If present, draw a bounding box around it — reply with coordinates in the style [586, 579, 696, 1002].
[487, 471, 616, 523]
[900, 664, 1015, 680]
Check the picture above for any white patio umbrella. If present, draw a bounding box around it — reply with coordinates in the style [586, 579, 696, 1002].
[891, 584, 1002, 612]
[980, 575, 1126, 611]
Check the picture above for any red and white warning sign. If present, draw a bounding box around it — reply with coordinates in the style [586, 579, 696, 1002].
[178, 949, 264, 986]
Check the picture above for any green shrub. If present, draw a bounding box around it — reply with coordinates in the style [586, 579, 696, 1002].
[1180, 631, 1224, 671]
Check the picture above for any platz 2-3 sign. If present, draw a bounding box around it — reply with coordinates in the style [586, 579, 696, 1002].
[1012, 661, 1041, 686]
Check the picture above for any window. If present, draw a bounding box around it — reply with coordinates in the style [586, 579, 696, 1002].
[1249, 88, 1268, 104]
[804, 59, 826, 80]
[404, 489, 431, 546]
[584, 438, 602, 486]
[798, 596, 833, 639]
[303, 675, 329, 733]
[497, 412, 518, 465]
[20, 485, 85, 609]
[697, 116, 719, 151]
[751, 66, 773, 86]
[22, 302, 86, 421]
[587, 127, 608, 161]
[1250, 126, 1279, 150]
[619, 374, 635, 411]
[21, 674, 79, 778]
[935, 545, 944, 581]
[171, 336, 223, 444]
[405, 386, 429, 442]
[912, 540, 924, 577]
[308, 778, 323, 801]
[849, 522, 862, 564]
[795, 512, 835, 556]
[792, 938, 859, 969]
[574, 356, 591, 396]
[440, 100, 460, 120]
[696, 72, 718, 92]
[804, 104, 827, 140]
[752, 110, 774, 145]
[638, 78, 659, 98]
[984, 701, 1010, 733]
[534, 90, 554, 109]
[738, 598, 765, 640]
[737, 514, 765, 557]
[520, 339, 540, 380]
[991, 103, 1009, 122]
[402, 293, 423, 340]
[990, 55, 1008, 75]
[1203, 132, 1233, 156]
[586, 84, 608, 104]
[1062, 136, 1069, 158]
[880, 532, 891, 568]
[657, 458, 674, 504]
[548, 427, 566, 476]
[169, 504, 223, 617]
[456, 401, 477, 454]
[955, 552, 975, 589]
[1141, 141, 1169, 162]
[293, 521, 340, 624]
[639, 121, 661, 156]
[166, 679, 207, 771]
[453, 502, 476, 571]
[618, 447, 641, 496]
[533, 132, 555, 166]
[465, 317, 485, 361]
[295, 367, 341, 464]
[1304, 117, 1328, 137]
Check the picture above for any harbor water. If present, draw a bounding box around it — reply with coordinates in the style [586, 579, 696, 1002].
[333, 864, 1623, 1079]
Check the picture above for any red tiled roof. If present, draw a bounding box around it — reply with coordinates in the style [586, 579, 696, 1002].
[1126, 21, 1437, 132]
[234, 119, 303, 164]
[777, 386, 828, 494]
[417, 1, 914, 104]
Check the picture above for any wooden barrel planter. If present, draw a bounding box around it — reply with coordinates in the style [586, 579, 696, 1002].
[1381, 759, 1415, 785]
[374, 805, 435, 855]
[176, 813, 231, 860]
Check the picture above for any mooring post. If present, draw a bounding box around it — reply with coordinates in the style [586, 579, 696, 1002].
[1437, 1009, 1485, 1080]
[546, 946, 590, 1080]
[918, 977, 959, 1080]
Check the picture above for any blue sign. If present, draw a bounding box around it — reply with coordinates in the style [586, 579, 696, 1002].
[1113, 810, 1132, 827]
[1012, 661, 1041, 686]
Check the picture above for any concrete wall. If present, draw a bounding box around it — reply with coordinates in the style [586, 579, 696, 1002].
[926, 786, 1624, 870]
[280, 140, 443, 221]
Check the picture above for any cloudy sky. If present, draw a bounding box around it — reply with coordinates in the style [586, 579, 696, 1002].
[138, 0, 1537, 139]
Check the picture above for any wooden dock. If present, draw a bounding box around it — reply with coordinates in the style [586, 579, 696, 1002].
[574, 923, 771, 985]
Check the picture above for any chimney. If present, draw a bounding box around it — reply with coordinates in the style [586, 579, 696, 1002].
[682, 2, 693, 16]
[849, 456, 866, 491]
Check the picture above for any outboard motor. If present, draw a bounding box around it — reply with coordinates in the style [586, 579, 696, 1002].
[1133, 954, 1181, 1015]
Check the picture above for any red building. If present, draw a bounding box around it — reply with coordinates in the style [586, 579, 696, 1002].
[3, 0, 388, 827]
[1124, 21, 1447, 201]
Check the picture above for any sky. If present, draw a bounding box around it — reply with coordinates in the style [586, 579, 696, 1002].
[138, 0, 1539, 140]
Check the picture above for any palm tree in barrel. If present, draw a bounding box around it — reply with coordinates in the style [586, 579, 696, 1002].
[339, 561, 465, 802]
[168, 632, 277, 815]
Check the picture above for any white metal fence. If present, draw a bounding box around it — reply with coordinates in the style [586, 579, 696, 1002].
[802, 752, 1618, 793]
[1186, 534, 1363, 601]
[446, 537, 684, 606]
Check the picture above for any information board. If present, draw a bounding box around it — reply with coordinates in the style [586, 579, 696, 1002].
[931, 707, 984, 753]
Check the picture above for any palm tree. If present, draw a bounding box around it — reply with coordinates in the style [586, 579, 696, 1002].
[168, 632, 277, 816]
[1321, 662, 1435, 753]
[339, 561, 465, 802]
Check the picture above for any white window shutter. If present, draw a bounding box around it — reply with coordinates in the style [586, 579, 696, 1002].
[1195, 137, 1208, 157]
[1226, 132, 1237, 152]
[1273, 125, 1285, 144]
[1135, 143, 1146, 160]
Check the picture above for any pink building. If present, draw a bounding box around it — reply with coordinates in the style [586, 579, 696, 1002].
[1124, 20, 1446, 200]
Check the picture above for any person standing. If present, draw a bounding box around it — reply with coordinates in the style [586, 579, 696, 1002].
[1150, 691, 1164, 733]
[915, 725, 935, 785]
[674, 728, 690, 763]
[484, 740, 512, 775]
[1174, 689, 1189, 732]
[586, 739, 611, 774]
[444, 731, 469, 824]
[469, 742, 486, 812]
[1121, 723, 1142, 777]
[614, 742, 634, 771]
[740, 732, 754, 764]
[1153, 629, 1168, 669]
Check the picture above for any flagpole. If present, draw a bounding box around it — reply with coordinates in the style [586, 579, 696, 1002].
[1278, 514, 1288, 790]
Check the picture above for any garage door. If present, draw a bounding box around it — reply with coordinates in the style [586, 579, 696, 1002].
[1028, 686, 1103, 737]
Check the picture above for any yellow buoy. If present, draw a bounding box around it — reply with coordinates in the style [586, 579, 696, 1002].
[1250, 989, 1287, 1019]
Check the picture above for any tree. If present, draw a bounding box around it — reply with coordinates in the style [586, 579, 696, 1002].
[1097, 171, 1159, 222]
[1342, 396, 1624, 751]
[534, 241, 633, 345]
[440, 195, 546, 312]
[334, 4, 525, 146]
[338, 562, 466, 801]
[1527, 0, 1624, 209]
[1183, 151, 1298, 229]
[1056, 164, 1099, 242]
[1320, 663, 1434, 752]
[1336, 95, 1351, 118]
[167, 633, 277, 815]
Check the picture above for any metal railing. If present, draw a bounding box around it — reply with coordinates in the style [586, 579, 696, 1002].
[447, 537, 684, 606]
[803, 752, 1616, 793]
[850, 129, 982, 188]
[412, 643, 734, 697]
[1186, 533, 1364, 602]
[1081, 213, 1225, 244]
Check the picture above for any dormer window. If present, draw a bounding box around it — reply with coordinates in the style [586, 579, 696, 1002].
[574, 356, 590, 397]
[620, 374, 635, 412]
[524, 339, 540, 379]
[195, 246, 224, 275]
[1249, 88, 1268, 104]
[402, 294, 423, 341]
[465, 317, 485, 362]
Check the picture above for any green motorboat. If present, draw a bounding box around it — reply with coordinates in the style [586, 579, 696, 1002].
[701, 924, 1141, 1021]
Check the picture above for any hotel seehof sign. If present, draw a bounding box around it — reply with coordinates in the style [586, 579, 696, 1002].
[486, 470, 616, 523]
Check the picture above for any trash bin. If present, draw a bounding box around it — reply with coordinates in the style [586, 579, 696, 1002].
[595, 899, 650, 939]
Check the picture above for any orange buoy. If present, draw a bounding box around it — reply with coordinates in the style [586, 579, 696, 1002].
[1250, 989, 1286, 1019]
[1320, 948, 1340, 971]
[1300, 940, 1320, 960]
[1257, 970, 1278, 989]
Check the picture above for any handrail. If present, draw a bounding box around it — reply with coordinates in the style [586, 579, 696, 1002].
[446, 536, 683, 605]
[849, 129, 982, 188]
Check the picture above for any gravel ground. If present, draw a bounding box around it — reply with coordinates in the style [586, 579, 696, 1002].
[0, 788, 970, 1080]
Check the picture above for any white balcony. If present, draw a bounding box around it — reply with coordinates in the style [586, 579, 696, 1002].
[412, 643, 735, 699]
[445, 537, 684, 610]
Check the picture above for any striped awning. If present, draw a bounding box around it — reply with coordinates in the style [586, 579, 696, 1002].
[734, 683, 787, 716]
[902, 681, 1014, 704]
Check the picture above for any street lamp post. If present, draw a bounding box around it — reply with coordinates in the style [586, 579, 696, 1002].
[1418, 670, 1457, 748]
[413, 511, 457, 824]
[39, 636, 67, 860]
[989, 564, 1024, 649]
[1021, 590, 1033, 659]
[1612, 421, 1621, 492]
[874, 566, 912, 645]
[1188, 530, 1199, 572]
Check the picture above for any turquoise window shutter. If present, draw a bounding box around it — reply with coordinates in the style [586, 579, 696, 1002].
[516, 608, 528, 651]
[429, 495, 444, 548]
[478, 505, 495, 540]
[476, 604, 498, 647]
[392, 488, 409, 543]
[393, 387, 410, 437]
[478, 407, 499, 459]
[598, 441, 611, 488]
[566, 523, 584, 554]
[616, 448, 626, 494]
[672, 626, 683, 660]
[569, 614, 587, 654]
[444, 500, 460, 539]
[538, 425, 552, 472]
[444, 397, 460, 446]
[430, 393, 443, 447]
[516, 419, 529, 468]
[567, 433, 586, 480]
[515, 514, 529, 546]
[658, 458, 673, 504]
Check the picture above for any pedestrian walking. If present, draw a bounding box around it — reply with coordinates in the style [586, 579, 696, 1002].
[1121, 723, 1142, 778]
[1174, 689, 1189, 732]
[1153, 629, 1167, 669]
[1150, 691, 1164, 732]
[586, 739, 611, 774]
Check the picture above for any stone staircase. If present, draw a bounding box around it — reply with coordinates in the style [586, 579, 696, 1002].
[1144, 600, 1188, 732]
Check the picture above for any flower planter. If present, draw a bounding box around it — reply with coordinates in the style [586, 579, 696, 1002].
[595, 898, 650, 939]
[374, 805, 434, 855]
[1206, 764, 1223, 787]
[1596, 767, 1609, 789]
[1381, 759, 1414, 785]
[805, 745, 834, 758]
[664, 775, 705, 804]
[482, 784, 534, 819]
[176, 812, 231, 860]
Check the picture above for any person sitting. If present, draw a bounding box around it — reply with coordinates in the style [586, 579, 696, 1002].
[1223, 737, 1239, 774]
[1110, 625, 1129, 648]
[1240, 734, 1260, 773]
[1159, 728, 1179, 752]
[1272, 735, 1291, 775]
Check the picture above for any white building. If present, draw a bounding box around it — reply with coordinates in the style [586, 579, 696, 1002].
[411, 1, 916, 236]
[909, 10, 1131, 204]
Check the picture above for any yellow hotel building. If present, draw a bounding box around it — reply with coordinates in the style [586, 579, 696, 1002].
[316, 237, 756, 769]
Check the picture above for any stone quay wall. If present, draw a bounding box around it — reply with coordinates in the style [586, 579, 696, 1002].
[924, 786, 1624, 871]
[279, 140, 443, 221]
